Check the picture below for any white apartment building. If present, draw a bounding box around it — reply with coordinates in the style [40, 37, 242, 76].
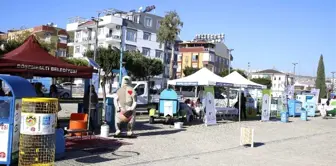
[251, 69, 293, 97]
[66, 8, 180, 91]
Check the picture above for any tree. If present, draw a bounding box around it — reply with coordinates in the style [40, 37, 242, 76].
[157, 11, 183, 79]
[219, 68, 247, 78]
[0, 30, 55, 55]
[315, 54, 327, 98]
[85, 47, 120, 113]
[61, 57, 89, 66]
[250, 78, 272, 89]
[183, 66, 199, 76]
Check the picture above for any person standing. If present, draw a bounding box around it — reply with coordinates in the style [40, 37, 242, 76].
[34, 83, 44, 97]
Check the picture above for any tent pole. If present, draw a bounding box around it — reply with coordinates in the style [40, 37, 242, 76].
[239, 85, 241, 122]
[87, 79, 92, 131]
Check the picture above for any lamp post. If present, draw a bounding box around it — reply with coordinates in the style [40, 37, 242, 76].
[118, 21, 126, 88]
[228, 49, 234, 74]
[248, 62, 250, 80]
[292, 62, 298, 83]
[91, 12, 102, 61]
[332, 71, 335, 93]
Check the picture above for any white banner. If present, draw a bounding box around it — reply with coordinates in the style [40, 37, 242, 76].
[0, 123, 9, 162]
[261, 94, 270, 121]
[20, 113, 56, 135]
[204, 92, 217, 126]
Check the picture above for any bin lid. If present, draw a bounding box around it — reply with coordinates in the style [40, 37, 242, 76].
[160, 89, 178, 100]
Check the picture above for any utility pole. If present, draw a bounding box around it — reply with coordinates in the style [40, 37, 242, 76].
[332, 71, 336, 93]
[228, 49, 234, 74]
[292, 63, 298, 83]
[91, 12, 101, 61]
[119, 21, 126, 88]
[247, 62, 250, 80]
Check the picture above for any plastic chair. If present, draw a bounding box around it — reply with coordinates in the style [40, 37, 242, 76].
[69, 113, 88, 136]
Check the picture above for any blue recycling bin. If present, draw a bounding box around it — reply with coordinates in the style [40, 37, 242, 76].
[55, 128, 65, 160]
[288, 100, 302, 117]
[300, 110, 307, 121]
[105, 97, 115, 130]
[280, 112, 289, 123]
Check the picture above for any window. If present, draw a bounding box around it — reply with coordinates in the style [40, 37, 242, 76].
[279, 77, 281, 80]
[157, 20, 161, 29]
[75, 46, 80, 53]
[133, 14, 140, 23]
[126, 44, 137, 51]
[143, 32, 151, 41]
[75, 31, 81, 39]
[144, 17, 152, 27]
[0, 100, 10, 119]
[135, 84, 145, 95]
[155, 50, 163, 58]
[126, 29, 137, 42]
[274, 77, 276, 80]
[192, 54, 198, 61]
[178, 54, 182, 61]
[142, 47, 150, 56]
[98, 43, 104, 47]
[98, 27, 104, 35]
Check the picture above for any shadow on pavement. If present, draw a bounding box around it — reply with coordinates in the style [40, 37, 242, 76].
[74, 150, 140, 164]
[244, 142, 265, 148]
[139, 129, 186, 137]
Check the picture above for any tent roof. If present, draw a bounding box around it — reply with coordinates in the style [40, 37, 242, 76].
[222, 71, 266, 89]
[168, 68, 232, 86]
[0, 35, 93, 78]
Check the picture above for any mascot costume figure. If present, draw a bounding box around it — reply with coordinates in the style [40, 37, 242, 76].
[113, 76, 137, 136]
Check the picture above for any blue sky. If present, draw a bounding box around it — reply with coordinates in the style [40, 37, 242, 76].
[1, 0, 335, 77]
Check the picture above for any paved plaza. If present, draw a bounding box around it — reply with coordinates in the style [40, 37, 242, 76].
[56, 117, 336, 166]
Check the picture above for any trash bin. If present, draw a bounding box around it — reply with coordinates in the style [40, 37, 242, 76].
[280, 111, 288, 123]
[105, 97, 115, 130]
[300, 110, 307, 121]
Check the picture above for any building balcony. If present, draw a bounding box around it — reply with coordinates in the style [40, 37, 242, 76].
[106, 33, 121, 43]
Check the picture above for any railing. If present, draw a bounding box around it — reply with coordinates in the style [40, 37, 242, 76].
[106, 34, 121, 40]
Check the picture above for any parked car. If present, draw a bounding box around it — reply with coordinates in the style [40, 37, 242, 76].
[60, 82, 83, 89]
[55, 84, 72, 98]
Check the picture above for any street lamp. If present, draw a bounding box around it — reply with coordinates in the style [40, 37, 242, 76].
[91, 12, 102, 61]
[247, 62, 250, 79]
[228, 49, 234, 74]
[292, 62, 298, 83]
[332, 71, 335, 93]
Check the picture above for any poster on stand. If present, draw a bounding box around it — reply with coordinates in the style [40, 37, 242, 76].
[20, 113, 56, 135]
[204, 92, 216, 126]
[261, 94, 270, 121]
[311, 88, 320, 105]
[0, 123, 9, 162]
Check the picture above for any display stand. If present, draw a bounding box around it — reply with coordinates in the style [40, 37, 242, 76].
[288, 100, 302, 117]
[0, 75, 36, 166]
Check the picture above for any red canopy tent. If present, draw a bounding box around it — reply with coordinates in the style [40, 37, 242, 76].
[0, 35, 94, 78]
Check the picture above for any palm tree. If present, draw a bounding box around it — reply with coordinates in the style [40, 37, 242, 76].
[157, 11, 183, 79]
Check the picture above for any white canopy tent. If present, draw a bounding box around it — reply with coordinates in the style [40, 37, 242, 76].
[221, 71, 266, 89]
[221, 71, 266, 122]
[168, 68, 233, 86]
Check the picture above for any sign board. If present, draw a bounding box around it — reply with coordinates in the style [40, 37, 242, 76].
[11, 99, 21, 161]
[92, 73, 99, 93]
[204, 92, 216, 126]
[0, 123, 9, 162]
[163, 100, 173, 117]
[20, 113, 56, 135]
[240, 127, 254, 148]
[311, 88, 320, 105]
[261, 94, 270, 121]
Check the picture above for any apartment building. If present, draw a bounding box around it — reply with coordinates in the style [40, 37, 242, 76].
[66, 7, 179, 79]
[6, 24, 68, 56]
[176, 34, 230, 78]
[251, 69, 294, 97]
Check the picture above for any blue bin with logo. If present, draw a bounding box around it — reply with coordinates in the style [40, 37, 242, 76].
[105, 97, 115, 130]
[288, 100, 302, 117]
[280, 111, 289, 123]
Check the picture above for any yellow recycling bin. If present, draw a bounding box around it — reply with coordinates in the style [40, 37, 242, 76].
[19, 98, 58, 166]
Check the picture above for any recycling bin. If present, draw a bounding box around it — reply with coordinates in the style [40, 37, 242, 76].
[300, 110, 307, 121]
[288, 100, 302, 117]
[105, 97, 115, 130]
[280, 112, 288, 123]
